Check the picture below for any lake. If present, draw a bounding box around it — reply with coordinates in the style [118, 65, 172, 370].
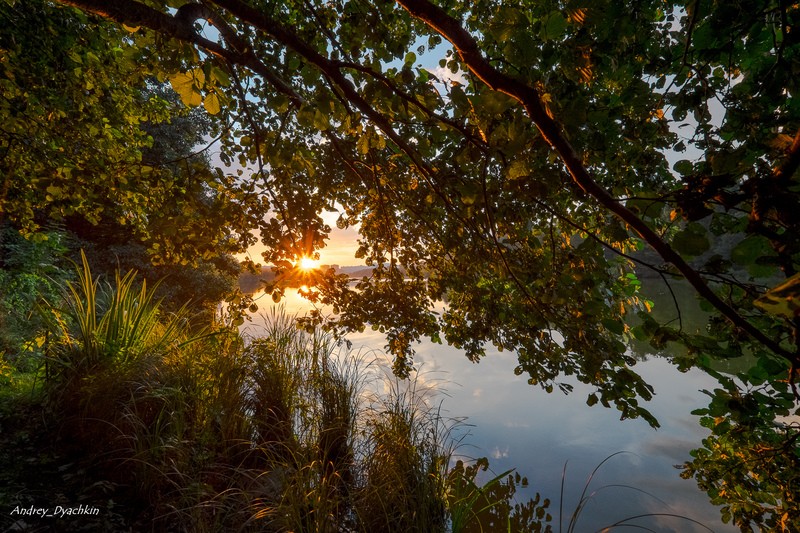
[240, 279, 738, 533]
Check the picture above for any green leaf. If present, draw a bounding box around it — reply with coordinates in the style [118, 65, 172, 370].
[608, 222, 629, 243]
[543, 12, 567, 41]
[313, 109, 330, 130]
[209, 65, 230, 86]
[631, 325, 649, 341]
[672, 223, 709, 256]
[506, 160, 528, 180]
[601, 318, 625, 335]
[730, 236, 774, 266]
[673, 160, 693, 176]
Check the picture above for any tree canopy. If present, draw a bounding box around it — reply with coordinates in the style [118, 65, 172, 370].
[0, 0, 260, 262]
[3, 0, 800, 528]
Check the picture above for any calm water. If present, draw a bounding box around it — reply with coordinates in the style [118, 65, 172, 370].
[241, 282, 738, 533]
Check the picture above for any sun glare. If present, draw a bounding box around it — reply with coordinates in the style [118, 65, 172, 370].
[298, 257, 319, 271]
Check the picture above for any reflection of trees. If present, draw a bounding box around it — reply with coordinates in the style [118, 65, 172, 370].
[447, 458, 552, 533]
[239, 267, 275, 295]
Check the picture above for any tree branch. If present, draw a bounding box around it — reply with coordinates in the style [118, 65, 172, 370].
[58, 0, 302, 105]
[395, 0, 796, 362]
[208, 0, 498, 249]
[56, 0, 796, 363]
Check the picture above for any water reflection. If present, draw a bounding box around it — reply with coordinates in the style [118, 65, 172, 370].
[241, 286, 737, 532]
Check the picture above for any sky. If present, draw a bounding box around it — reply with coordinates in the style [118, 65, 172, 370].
[239, 209, 363, 267]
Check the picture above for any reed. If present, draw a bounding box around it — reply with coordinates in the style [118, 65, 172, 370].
[47, 251, 187, 373]
[352, 371, 454, 533]
[41, 253, 190, 459]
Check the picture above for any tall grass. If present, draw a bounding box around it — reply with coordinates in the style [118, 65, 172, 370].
[48, 251, 187, 374]
[41, 252, 191, 458]
[33, 257, 548, 531]
[353, 372, 453, 532]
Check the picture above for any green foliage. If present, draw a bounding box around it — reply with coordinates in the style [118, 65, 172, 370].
[0, 225, 71, 370]
[76, 240, 241, 315]
[47, 251, 188, 376]
[0, 1, 161, 232]
[23, 0, 795, 394]
[0, 0, 260, 264]
[683, 373, 800, 531]
[8, 0, 800, 527]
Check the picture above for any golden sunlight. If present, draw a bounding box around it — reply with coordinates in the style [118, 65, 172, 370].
[298, 257, 319, 271]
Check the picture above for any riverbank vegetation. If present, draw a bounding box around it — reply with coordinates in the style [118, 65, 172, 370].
[1, 256, 548, 532]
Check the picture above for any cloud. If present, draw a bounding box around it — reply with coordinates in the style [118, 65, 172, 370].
[426, 65, 468, 88]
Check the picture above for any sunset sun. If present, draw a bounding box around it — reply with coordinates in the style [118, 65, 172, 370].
[298, 257, 319, 271]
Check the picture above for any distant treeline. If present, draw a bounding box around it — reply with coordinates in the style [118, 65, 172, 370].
[238, 265, 375, 294]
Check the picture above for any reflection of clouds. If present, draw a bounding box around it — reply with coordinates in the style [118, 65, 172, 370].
[634, 490, 728, 533]
[554, 457, 731, 533]
[350, 347, 453, 411]
[491, 446, 509, 460]
[243, 290, 738, 533]
[677, 413, 710, 433]
[641, 437, 698, 464]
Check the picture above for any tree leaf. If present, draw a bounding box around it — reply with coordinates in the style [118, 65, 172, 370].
[731, 236, 774, 266]
[755, 272, 800, 319]
[506, 160, 528, 180]
[169, 70, 203, 107]
[203, 92, 221, 115]
[543, 12, 567, 40]
[672, 223, 709, 256]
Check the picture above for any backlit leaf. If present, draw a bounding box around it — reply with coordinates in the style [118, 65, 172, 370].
[203, 92, 221, 115]
[755, 273, 800, 319]
[672, 223, 709, 256]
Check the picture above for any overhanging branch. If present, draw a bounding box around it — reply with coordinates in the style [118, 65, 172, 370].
[55, 0, 797, 363]
[396, 0, 796, 363]
[58, 0, 302, 104]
